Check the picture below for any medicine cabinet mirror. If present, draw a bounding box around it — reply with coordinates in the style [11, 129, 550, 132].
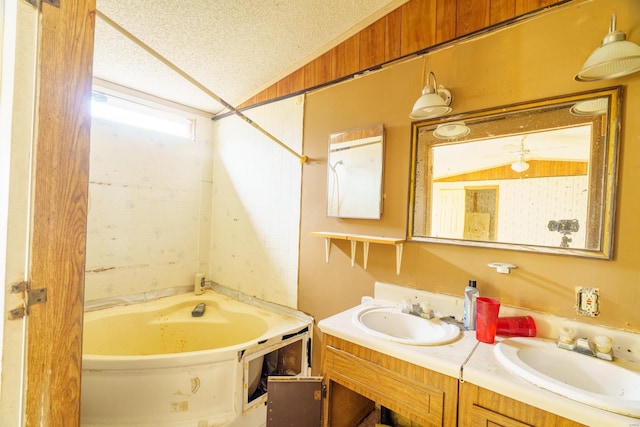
[408, 87, 621, 259]
[327, 124, 384, 219]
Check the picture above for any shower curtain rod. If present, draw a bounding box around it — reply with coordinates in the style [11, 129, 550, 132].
[95, 10, 308, 164]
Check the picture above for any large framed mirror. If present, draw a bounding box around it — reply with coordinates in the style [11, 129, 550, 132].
[408, 87, 621, 259]
[327, 124, 384, 219]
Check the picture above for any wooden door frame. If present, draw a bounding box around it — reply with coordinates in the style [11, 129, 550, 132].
[26, 0, 95, 425]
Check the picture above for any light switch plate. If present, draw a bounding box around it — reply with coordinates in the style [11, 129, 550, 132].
[576, 287, 599, 316]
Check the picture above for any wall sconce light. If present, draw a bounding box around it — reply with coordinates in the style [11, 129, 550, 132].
[409, 71, 452, 119]
[575, 13, 640, 82]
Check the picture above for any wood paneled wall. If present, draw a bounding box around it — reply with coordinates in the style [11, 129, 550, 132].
[238, 0, 563, 109]
[435, 161, 589, 182]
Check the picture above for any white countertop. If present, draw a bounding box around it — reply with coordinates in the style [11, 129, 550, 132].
[317, 302, 478, 378]
[464, 338, 638, 426]
[317, 282, 640, 426]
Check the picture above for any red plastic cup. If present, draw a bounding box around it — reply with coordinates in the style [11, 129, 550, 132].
[496, 316, 537, 337]
[475, 297, 501, 343]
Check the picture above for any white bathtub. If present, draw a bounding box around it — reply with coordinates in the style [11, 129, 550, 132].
[81, 288, 313, 427]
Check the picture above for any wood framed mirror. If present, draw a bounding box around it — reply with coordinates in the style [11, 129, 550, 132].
[408, 87, 622, 259]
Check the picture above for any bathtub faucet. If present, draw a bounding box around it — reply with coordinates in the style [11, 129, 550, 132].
[194, 274, 212, 295]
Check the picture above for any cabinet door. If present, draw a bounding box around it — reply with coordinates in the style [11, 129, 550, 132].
[322, 337, 459, 427]
[266, 376, 324, 427]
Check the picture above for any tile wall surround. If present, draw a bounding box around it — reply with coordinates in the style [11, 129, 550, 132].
[85, 111, 213, 301]
[211, 96, 304, 308]
[86, 95, 303, 309]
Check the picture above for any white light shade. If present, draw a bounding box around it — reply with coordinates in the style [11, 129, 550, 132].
[410, 89, 452, 119]
[570, 97, 608, 116]
[511, 160, 530, 173]
[433, 121, 470, 139]
[409, 71, 452, 119]
[575, 13, 640, 81]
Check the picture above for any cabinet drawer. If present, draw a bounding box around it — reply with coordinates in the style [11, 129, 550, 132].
[471, 404, 534, 427]
[458, 382, 586, 427]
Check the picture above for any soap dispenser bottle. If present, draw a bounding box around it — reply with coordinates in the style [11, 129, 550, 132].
[463, 280, 479, 330]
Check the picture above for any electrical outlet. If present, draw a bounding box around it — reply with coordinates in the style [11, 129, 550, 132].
[576, 287, 599, 317]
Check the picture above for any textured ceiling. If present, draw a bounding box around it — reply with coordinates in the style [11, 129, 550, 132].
[93, 0, 408, 114]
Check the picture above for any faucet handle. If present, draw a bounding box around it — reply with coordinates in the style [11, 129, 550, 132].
[558, 326, 576, 343]
[594, 335, 613, 352]
[594, 335, 614, 360]
[557, 327, 577, 350]
[418, 301, 434, 319]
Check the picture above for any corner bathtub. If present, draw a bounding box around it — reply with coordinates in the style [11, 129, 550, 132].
[81, 289, 313, 427]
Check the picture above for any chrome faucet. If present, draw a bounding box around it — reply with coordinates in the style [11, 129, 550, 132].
[401, 297, 434, 319]
[557, 327, 613, 361]
[195, 276, 213, 295]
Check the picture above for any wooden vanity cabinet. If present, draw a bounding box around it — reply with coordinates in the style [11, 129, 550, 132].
[321, 334, 458, 427]
[458, 382, 586, 427]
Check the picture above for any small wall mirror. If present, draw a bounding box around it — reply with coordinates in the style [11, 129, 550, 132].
[408, 87, 621, 259]
[327, 124, 384, 219]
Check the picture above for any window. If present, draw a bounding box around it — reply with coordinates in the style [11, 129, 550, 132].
[91, 91, 195, 140]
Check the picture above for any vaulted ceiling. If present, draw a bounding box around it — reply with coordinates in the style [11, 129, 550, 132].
[93, 0, 408, 114]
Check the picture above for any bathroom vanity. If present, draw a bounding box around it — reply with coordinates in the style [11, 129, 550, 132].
[317, 283, 640, 427]
[317, 284, 477, 427]
[320, 334, 584, 427]
[322, 334, 458, 427]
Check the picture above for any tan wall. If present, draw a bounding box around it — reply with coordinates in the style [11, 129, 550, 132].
[300, 0, 640, 370]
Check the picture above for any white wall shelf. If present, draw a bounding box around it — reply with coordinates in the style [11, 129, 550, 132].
[310, 232, 405, 275]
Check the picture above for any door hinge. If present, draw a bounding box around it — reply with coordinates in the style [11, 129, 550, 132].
[24, 0, 60, 9]
[8, 281, 48, 320]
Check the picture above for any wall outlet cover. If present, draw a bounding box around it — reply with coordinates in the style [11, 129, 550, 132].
[576, 287, 599, 317]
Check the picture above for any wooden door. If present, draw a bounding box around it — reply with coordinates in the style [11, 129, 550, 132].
[433, 188, 465, 238]
[464, 186, 498, 241]
[24, 0, 95, 425]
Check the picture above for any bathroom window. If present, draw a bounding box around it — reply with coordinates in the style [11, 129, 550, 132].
[90, 91, 195, 140]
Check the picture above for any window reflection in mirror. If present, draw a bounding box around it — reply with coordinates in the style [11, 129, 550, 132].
[408, 87, 621, 259]
[327, 124, 384, 219]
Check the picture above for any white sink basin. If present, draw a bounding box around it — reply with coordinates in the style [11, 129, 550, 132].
[352, 305, 460, 346]
[495, 337, 640, 417]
